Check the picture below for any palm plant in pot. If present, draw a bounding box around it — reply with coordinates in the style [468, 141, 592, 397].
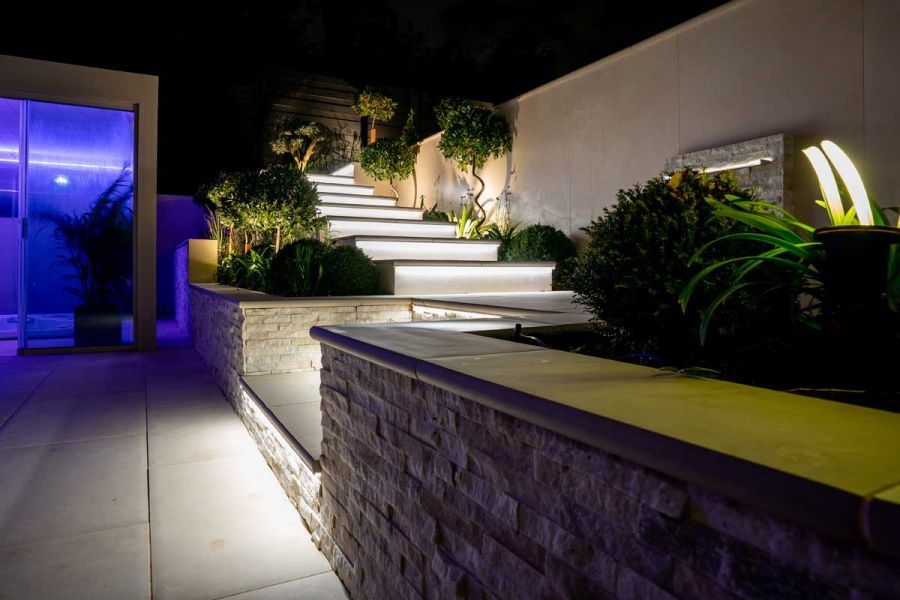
[39, 170, 133, 346]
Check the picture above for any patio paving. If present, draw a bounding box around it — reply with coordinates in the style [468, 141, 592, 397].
[0, 327, 346, 600]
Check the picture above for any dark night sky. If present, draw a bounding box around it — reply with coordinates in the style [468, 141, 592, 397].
[1, 1, 729, 191]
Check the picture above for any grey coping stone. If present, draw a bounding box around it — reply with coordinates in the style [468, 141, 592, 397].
[239, 376, 323, 471]
[243, 371, 321, 407]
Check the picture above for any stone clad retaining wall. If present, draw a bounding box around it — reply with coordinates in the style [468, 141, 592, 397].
[188, 283, 415, 578]
[316, 344, 900, 600]
[190, 284, 412, 394]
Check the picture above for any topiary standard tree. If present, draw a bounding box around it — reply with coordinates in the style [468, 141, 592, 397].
[352, 88, 397, 144]
[359, 110, 419, 199]
[270, 117, 332, 172]
[359, 138, 416, 198]
[436, 98, 512, 225]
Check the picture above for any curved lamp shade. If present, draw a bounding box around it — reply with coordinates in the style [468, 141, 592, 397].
[802, 145, 844, 223]
[821, 140, 874, 226]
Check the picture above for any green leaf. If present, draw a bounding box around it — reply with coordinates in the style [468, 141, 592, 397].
[699, 281, 758, 344]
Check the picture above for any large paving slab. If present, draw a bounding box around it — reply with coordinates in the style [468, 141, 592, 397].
[0, 390, 147, 449]
[147, 380, 226, 409]
[0, 434, 149, 547]
[148, 401, 259, 467]
[220, 572, 348, 599]
[0, 384, 38, 429]
[149, 452, 331, 600]
[0, 523, 151, 600]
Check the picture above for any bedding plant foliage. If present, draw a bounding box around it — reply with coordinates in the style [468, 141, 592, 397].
[571, 169, 798, 368]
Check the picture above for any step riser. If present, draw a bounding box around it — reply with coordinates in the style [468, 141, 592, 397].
[308, 174, 355, 185]
[328, 220, 457, 239]
[381, 264, 554, 295]
[318, 205, 423, 220]
[315, 183, 374, 195]
[350, 240, 499, 261]
[317, 194, 396, 207]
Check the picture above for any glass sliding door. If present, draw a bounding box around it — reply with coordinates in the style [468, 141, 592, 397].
[0, 98, 21, 345]
[20, 99, 135, 350]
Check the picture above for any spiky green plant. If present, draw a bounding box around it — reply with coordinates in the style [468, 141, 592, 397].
[446, 203, 483, 239]
[679, 197, 824, 343]
[679, 194, 900, 343]
[217, 245, 274, 290]
[266, 239, 326, 297]
[481, 221, 521, 258]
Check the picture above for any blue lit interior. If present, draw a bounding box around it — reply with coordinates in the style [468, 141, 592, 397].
[0, 98, 135, 347]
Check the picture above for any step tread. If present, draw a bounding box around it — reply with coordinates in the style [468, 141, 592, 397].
[319, 203, 423, 212]
[379, 260, 555, 267]
[308, 174, 354, 181]
[317, 192, 397, 200]
[339, 236, 500, 245]
[327, 216, 454, 225]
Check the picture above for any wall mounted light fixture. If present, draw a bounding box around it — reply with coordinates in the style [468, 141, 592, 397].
[701, 157, 773, 173]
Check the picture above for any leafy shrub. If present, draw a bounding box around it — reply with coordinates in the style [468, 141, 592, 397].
[320, 246, 380, 296]
[500, 224, 576, 291]
[552, 255, 579, 291]
[570, 170, 794, 360]
[266, 239, 326, 297]
[265, 240, 380, 297]
[217, 245, 274, 290]
[503, 224, 575, 262]
[199, 166, 322, 253]
[423, 207, 448, 222]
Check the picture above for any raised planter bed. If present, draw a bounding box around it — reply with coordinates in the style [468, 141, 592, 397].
[308, 323, 900, 599]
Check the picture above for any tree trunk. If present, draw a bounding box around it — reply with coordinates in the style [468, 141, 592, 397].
[389, 177, 399, 199]
[275, 225, 281, 253]
[412, 165, 418, 206]
[471, 162, 487, 226]
[299, 140, 318, 172]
